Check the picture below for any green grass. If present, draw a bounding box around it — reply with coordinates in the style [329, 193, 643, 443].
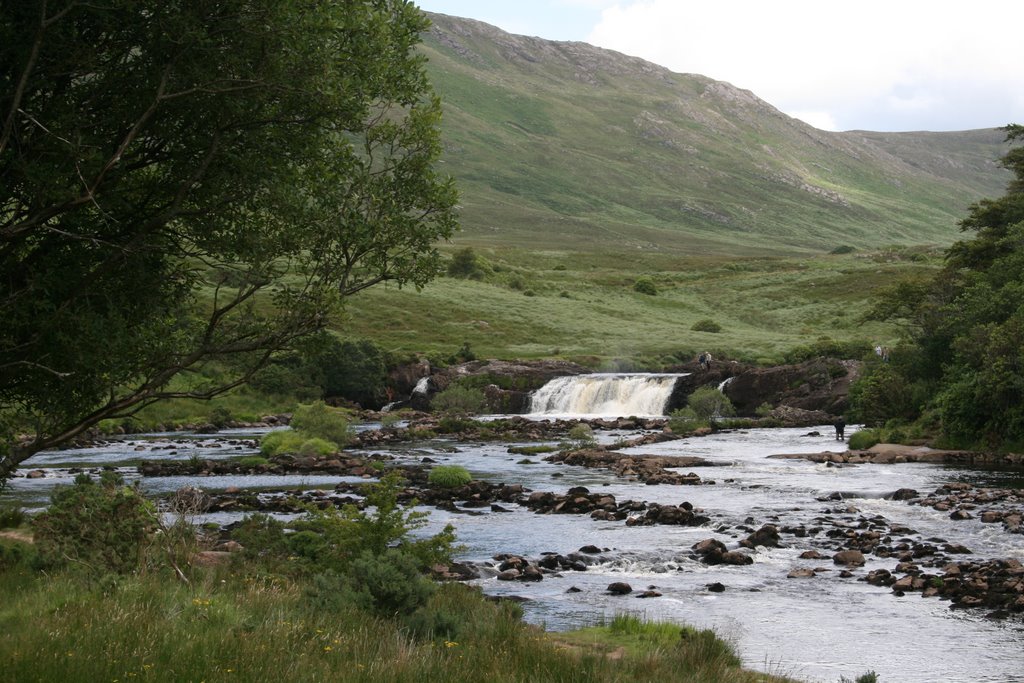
[341, 249, 934, 365]
[0, 564, 796, 683]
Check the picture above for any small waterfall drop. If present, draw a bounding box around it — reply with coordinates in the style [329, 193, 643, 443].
[529, 373, 686, 417]
[412, 377, 431, 395]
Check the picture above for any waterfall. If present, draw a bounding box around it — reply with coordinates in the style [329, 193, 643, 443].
[529, 373, 685, 417]
[412, 377, 431, 395]
[717, 376, 735, 392]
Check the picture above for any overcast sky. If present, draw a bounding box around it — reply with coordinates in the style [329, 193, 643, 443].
[414, 0, 1023, 133]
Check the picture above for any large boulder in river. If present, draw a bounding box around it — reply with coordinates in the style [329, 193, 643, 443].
[740, 524, 782, 549]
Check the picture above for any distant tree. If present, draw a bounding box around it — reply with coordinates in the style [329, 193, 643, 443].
[0, 1, 457, 481]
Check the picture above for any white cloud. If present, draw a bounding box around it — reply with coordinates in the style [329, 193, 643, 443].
[587, 0, 1024, 131]
[787, 110, 839, 132]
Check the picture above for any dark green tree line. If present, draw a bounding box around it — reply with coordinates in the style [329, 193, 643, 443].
[855, 125, 1024, 448]
[0, 1, 457, 481]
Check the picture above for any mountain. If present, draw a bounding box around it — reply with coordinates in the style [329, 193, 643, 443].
[420, 13, 1011, 255]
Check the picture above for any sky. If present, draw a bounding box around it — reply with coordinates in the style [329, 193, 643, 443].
[413, 0, 1024, 133]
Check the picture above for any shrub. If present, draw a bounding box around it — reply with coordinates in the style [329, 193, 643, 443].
[783, 337, 874, 364]
[341, 549, 437, 616]
[754, 402, 773, 417]
[208, 406, 234, 428]
[446, 247, 491, 280]
[848, 429, 881, 450]
[830, 245, 857, 255]
[302, 472, 459, 571]
[233, 455, 270, 468]
[563, 423, 597, 450]
[298, 438, 337, 457]
[289, 401, 352, 446]
[431, 385, 487, 415]
[232, 513, 289, 562]
[633, 277, 657, 296]
[668, 407, 704, 434]
[691, 319, 722, 333]
[428, 465, 472, 488]
[0, 504, 26, 529]
[687, 386, 736, 422]
[260, 429, 307, 457]
[0, 538, 38, 570]
[33, 472, 156, 574]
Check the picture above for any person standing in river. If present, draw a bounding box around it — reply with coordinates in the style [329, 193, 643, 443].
[834, 417, 846, 441]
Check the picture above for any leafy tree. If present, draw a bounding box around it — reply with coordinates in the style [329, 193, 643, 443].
[0, 1, 457, 480]
[862, 125, 1024, 447]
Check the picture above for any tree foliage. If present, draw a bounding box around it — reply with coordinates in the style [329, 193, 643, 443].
[861, 125, 1024, 448]
[0, 1, 457, 478]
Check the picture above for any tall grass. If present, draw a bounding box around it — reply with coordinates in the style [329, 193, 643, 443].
[0, 564, 796, 683]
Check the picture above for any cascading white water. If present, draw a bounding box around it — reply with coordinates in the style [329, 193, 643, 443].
[412, 377, 430, 394]
[529, 373, 685, 417]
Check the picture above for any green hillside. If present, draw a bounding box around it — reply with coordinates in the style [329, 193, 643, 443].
[421, 13, 1010, 255]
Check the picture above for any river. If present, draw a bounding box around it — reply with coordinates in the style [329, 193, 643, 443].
[5, 420, 1023, 682]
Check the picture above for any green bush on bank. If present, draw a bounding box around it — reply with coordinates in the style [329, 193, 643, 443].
[32, 472, 156, 574]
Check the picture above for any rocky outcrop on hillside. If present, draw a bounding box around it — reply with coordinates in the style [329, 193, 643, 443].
[389, 358, 588, 412]
[666, 357, 860, 417]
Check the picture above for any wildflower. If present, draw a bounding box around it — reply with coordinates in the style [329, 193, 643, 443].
[445, 641, 459, 648]
[323, 646, 332, 652]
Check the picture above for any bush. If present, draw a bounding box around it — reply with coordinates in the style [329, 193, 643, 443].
[686, 386, 735, 422]
[0, 504, 26, 529]
[208, 406, 234, 428]
[298, 437, 337, 457]
[447, 247, 491, 280]
[563, 423, 597, 450]
[830, 245, 857, 255]
[342, 549, 437, 616]
[0, 538, 38, 571]
[691, 319, 722, 333]
[848, 429, 881, 450]
[260, 429, 307, 457]
[33, 472, 156, 574]
[233, 455, 270, 468]
[668, 407, 704, 434]
[431, 385, 487, 415]
[428, 465, 472, 488]
[754, 402, 773, 418]
[232, 513, 289, 562]
[782, 337, 873, 364]
[633, 277, 657, 296]
[290, 401, 352, 446]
